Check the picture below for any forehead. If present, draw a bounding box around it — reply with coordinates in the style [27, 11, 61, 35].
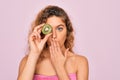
[46, 16, 65, 27]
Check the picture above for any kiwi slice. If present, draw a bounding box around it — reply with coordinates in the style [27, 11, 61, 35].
[42, 24, 52, 34]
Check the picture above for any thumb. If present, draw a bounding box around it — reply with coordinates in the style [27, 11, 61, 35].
[64, 48, 69, 57]
[43, 33, 52, 43]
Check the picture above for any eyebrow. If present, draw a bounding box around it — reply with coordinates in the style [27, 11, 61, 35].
[56, 24, 65, 27]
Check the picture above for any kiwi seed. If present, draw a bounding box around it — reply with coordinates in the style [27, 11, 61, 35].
[42, 24, 52, 34]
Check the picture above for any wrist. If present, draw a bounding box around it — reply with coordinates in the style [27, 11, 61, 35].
[55, 66, 66, 73]
[28, 51, 40, 59]
[29, 50, 41, 55]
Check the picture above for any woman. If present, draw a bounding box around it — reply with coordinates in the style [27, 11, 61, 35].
[17, 5, 89, 80]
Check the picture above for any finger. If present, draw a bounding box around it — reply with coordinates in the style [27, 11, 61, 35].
[64, 48, 69, 57]
[36, 31, 41, 40]
[42, 33, 52, 44]
[50, 41, 55, 58]
[33, 23, 45, 32]
[49, 46, 53, 58]
[33, 31, 40, 41]
[56, 40, 62, 53]
[53, 39, 59, 54]
[34, 24, 45, 39]
[29, 32, 40, 45]
[29, 32, 38, 48]
[35, 37, 40, 46]
[30, 32, 37, 41]
[31, 31, 41, 40]
[56, 39, 60, 48]
[54, 39, 58, 47]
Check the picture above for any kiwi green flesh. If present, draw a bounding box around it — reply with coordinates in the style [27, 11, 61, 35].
[42, 24, 52, 34]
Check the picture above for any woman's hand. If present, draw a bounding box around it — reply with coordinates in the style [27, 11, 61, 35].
[28, 24, 52, 55]
[49, 39, 69, 69]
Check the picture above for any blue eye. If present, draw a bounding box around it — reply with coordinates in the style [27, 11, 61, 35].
[57, 27, 63, 31]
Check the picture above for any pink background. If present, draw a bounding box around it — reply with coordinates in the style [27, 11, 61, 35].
[0, 0, 120, 80]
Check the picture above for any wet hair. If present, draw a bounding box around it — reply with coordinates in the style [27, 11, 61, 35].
[28, 5, 74, 59]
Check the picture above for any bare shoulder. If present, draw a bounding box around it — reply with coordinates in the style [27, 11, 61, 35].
[18, 55, 28, 77]
[74, 54, 89, 79]
[67, 52, 88, 64]
[67, 52, 89, 68]
[67, 52, 89, 75]
[19, 55, 28, 66]
[75, 54, 88, 64]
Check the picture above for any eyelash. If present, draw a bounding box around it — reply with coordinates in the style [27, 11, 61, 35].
[57, 27, 63, 31]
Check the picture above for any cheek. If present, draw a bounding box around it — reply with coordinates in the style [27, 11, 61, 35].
[47, 30, 67, 46]
[57, 32, 67, 46]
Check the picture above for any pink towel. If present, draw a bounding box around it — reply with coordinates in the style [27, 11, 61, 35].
[33, 73, 76, 80]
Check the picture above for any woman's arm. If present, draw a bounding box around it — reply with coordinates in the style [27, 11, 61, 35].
[17, 24, 52, 80]
[49, 39, 70, 80]
[17, 52, 39, 80]
[76, 55, 89, 80]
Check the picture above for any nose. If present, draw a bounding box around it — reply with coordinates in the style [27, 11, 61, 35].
[52, 29, 57, 39]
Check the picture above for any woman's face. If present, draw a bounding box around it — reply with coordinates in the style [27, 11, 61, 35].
[46, 16, 67, 48]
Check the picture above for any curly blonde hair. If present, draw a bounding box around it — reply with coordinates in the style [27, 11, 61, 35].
[28, 5, 74, 59]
